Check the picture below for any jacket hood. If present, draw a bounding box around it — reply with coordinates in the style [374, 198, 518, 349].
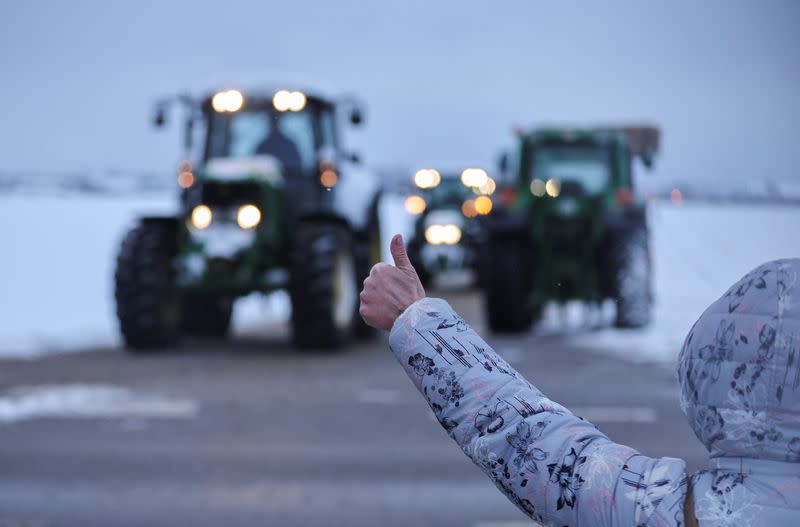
[677, 258, 800, 462]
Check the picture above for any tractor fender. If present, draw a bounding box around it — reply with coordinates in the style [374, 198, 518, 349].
[479, 210, 528, 241]
[139, 216, 180, 228]
[295, 211, 353, 232]
[603, 206, 648, 237]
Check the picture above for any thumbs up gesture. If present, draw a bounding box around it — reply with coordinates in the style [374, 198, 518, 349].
[359, 234, 426, 331]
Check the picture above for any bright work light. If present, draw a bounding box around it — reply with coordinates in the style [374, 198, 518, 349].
[461, 168, 488, 188]
[414, 169, 441, 189]
[273, 90, 307, 112]
[212, 89, 244, 113]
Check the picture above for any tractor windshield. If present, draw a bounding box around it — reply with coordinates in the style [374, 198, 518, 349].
[529, 144, 612, 195]
[427, 175, 471, 207]
[206, 106, 334, 173]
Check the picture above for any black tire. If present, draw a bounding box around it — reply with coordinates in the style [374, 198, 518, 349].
[290, 223, 360, 349]
[114, 220, 181, 350]
[181, 294, 233, 337]
[613, 229, 652, 328]
[407, 239, 432, 289]
[484, 238, 535, 333]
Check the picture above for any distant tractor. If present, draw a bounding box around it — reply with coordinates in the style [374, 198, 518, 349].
[115, 86, 381, 350]
[480, 126, 659, 332]
[404, 167, 495, 286]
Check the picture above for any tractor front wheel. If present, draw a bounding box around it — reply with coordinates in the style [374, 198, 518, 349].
[613, 229, 652, 328]
[114, 220, 181, 350]
[484, 239, 534, 333]
[290, 223, 360, 349]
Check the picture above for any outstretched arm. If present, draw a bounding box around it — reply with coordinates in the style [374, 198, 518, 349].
[360, 235, 688, 526]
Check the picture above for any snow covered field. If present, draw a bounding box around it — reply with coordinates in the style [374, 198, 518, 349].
[0, 193, 797, 362]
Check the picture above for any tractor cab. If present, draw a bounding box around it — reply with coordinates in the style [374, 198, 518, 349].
[158, 87, 363, 221]
[519, 127, 657, 221]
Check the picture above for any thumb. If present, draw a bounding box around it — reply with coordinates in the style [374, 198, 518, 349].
[390, 234, 415, 271]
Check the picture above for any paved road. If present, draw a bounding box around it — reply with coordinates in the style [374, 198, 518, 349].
[0, 290, 706, 527]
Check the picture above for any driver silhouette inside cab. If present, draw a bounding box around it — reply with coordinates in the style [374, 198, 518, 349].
[255, 120, 302, 172]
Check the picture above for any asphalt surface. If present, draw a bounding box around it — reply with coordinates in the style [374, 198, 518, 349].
[0, 290, 707, 527]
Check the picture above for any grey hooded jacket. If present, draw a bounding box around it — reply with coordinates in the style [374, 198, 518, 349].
[388, 258, 799, 526]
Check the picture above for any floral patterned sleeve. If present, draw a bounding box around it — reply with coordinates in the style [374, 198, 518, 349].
[389, 298, 689, 526]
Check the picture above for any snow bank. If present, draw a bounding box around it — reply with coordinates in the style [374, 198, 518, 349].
[0, 384, 197, 423]
[0, 194, 174, 357]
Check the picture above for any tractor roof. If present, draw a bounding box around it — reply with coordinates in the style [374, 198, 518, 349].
[526, 125, 660, 165]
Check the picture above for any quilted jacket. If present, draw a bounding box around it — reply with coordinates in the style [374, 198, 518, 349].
[388, 258, 800, 526]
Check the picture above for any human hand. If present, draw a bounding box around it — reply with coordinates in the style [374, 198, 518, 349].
[359, 234, 426, 331]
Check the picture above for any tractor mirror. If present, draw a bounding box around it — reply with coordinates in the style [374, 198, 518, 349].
[153, 107, 167, 128]
[641, 148, 655, 169]
[350, 108, 363, 126]
[498, 152, 509, 174]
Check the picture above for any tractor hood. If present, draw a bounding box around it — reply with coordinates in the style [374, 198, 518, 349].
[204, 156, 284, 186]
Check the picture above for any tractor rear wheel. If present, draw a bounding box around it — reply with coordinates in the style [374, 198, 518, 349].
[114, 220, 181, 350]
[290, 223, 360, 349]
[484, 239, 534, 333]
[613, 229, 652, 328]
[407, 239, 432, 289]
[182, 294, 233, 337]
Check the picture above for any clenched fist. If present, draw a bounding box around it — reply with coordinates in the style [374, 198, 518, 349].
[359, 234, 426, 331]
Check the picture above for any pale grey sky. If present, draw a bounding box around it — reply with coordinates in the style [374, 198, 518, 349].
[1, 0, 798, 184]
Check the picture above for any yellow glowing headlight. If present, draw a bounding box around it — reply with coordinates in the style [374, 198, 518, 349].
[212, 89, 244, 112]
[545, 178, 561, 197]
[425, 224, 462, 245]
[191, 204, 213, 229]
[273, 90, 307, 112]
[404, 195, 426, 215]
[461, 168, 488, 188]
[413, 169, 441, 189]
[530, 178, 546, 197]
[237, 204, 261, 229]
[474, 195, 493, 215]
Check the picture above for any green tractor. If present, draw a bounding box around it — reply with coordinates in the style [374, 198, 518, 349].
[404, 167, 496, 286]
[480, 126, 659, 332]
[115, 85, 382, 350]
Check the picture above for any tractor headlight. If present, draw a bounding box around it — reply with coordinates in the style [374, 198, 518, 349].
[425, 224, 462, 246]
[236, 204, 261, 229]
[404, 195, 426, 215]
[190, 205, 213, 229]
